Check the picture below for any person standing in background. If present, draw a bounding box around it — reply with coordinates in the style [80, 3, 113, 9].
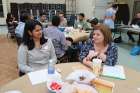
[104, 4, 118, 32]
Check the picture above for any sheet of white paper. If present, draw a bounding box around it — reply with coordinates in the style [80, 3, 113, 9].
[28, 69, 61, 85]
[137, 88, 140, 91]
[4, 90, 22, 93]
[28, 69, 47, 85]
[102, 65, 126, 79]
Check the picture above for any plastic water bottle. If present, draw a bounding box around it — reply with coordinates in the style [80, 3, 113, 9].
[48, 59, 55, 74]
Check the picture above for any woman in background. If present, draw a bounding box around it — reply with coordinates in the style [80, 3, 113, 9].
[6, 13, 17, 38]
[104, 4, 118, 32]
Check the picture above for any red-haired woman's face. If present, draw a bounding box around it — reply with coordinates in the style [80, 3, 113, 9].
[92, 30, 104, 44]
[32, 25, 42, 40]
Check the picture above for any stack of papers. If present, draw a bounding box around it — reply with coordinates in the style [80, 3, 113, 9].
[102, 65, 126, 80]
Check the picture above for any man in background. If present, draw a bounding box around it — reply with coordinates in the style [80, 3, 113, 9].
[39, 12, 48, 28]
[104, 4, 118, 32]
[59, 11, 67, 27]
[127, 12, 140, 45]
[74, 13, 90, 31]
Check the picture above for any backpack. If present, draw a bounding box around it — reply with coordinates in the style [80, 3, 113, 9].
[114, 36, 122, 43]
[130, 46, 140, 56]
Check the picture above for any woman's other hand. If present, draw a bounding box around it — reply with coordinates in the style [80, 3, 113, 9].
[83, 57, 93, 68]
[87, 50, 98, 60]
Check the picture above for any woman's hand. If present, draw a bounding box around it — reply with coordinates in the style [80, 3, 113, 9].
[83, 57, 93, 68]
[87, 50, 99, 60]
[98, 53, 106, 62]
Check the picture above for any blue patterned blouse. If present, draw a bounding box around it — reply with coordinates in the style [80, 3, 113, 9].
[79, 39, 118, 66]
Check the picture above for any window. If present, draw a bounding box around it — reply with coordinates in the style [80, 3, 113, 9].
[0, 0, 4, 17]
[133, 1, 140, 18]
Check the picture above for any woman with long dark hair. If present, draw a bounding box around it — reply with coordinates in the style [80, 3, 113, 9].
[6, 13, 17, 38]
[18, 20, 57, 74]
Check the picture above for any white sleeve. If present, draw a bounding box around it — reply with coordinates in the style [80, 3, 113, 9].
[17, 44, 34, 73]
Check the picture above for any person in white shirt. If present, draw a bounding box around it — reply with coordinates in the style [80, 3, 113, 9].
[104, 4, 118, 32]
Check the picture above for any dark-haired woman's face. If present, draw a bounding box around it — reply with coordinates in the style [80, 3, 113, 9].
[92, 30, 104, 44]
[32, 25, 42, 40]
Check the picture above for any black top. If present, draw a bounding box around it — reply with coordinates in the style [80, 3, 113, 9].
[131, 18, 140, 27]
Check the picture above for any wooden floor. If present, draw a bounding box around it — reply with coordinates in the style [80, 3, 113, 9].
[0, 36, 19, 87]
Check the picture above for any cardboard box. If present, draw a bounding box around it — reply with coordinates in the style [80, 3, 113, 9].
[91, 78, 115, 93]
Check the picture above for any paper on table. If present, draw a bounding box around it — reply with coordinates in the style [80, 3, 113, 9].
[137, 88, 140, 91]
[28, 69, 61, 85]
[4, 90, 22, 93]
[102, 65, 126, 80]
[66, 69, 96, 84]
[28, 69, 47, 85]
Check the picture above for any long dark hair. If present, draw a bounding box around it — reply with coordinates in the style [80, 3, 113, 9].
[6, 13, 13, 25]
[22, 20, 48, 50]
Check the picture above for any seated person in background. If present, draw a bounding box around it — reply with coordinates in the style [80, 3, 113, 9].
[127, 12, 140, 44]
[29, 15, 34, 20]
[79, 17, 100, 50]
[18, 20, 57, 74]
[59, 11, 67, 27]
[87, 17, 100, 39]
[39, 12, 48, 29]
[74, 13, 90, 31]
[79, 24, 118, 68]
[15, 12, 30, 46]
[44, 16, 68, 63]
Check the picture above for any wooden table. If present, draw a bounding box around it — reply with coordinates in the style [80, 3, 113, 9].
[0, 62, 140, 93]
[64, 29, 90, 43]
[118, 26, 140, 34]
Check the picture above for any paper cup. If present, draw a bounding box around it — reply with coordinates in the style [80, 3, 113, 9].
[92, 58, 102, 76]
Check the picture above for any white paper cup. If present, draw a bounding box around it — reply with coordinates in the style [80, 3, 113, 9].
[92, 58, 102, 76]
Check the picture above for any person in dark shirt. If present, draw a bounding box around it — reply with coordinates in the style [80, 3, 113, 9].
[127, 12, 140, 45]
[6, 13, 17, 38]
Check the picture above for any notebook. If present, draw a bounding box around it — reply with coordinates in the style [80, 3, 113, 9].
[102, 65, 126, 80]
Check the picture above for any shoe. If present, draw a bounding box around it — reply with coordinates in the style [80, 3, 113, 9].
[129, 38, 135, 42]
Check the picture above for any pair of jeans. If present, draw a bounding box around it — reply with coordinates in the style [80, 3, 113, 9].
[127, 31, 140, 45]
